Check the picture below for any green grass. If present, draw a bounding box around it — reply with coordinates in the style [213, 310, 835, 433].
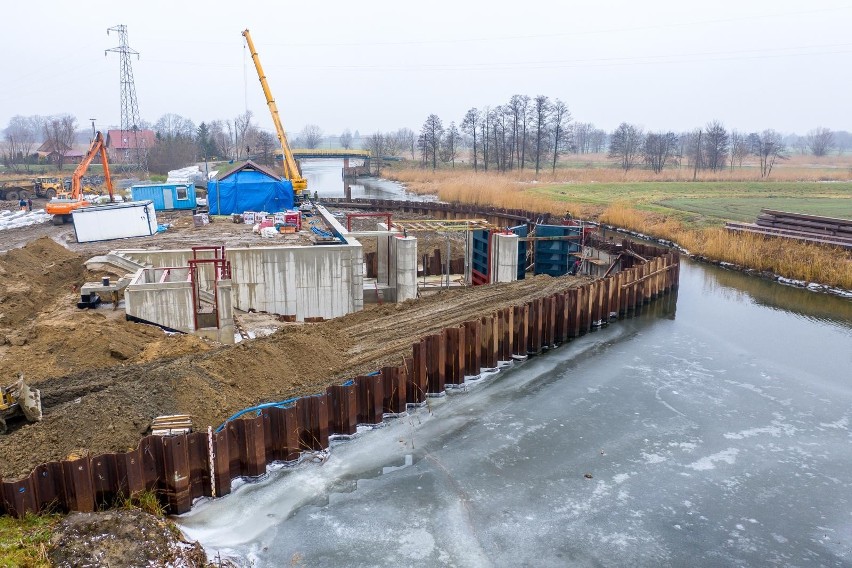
[533, 181, 852, 228]
[0, 514, 59, 567]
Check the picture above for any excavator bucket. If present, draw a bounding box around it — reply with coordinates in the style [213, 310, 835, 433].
[17, 379, 42, 423]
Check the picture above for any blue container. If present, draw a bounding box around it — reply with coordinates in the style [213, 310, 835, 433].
[130, 183, 197, 211]
[533, 224, 582, 277]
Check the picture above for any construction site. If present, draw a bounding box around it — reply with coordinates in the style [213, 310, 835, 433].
[0, 27, 683, 521]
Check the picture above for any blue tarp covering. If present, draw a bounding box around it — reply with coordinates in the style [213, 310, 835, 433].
[207, 169, 294, 215]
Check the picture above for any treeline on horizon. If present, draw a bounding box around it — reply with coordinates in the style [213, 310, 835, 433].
[2, 101, 850, 176]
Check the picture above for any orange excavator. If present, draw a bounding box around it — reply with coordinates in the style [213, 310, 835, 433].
[46, 131, 115, 225]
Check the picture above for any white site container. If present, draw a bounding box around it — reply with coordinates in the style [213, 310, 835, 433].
[72, 200, 158, 243]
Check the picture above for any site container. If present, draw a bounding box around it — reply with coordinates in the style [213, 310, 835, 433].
[72, 200, 158, 243]
[130, 183, 197, 211]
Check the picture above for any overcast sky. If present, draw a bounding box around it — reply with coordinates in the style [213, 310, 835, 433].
[2, 0, 851, 138]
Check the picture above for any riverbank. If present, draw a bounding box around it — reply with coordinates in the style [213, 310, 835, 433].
[386, 168, 852, 290]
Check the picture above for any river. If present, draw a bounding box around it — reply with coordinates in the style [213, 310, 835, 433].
[301, 159, 435, 201]
[178, 163, 852, 566]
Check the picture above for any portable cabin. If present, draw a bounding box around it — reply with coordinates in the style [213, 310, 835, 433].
[207, 160, 294, 215]
[130, 183, 197, 211]
[72, 200, 158, 243]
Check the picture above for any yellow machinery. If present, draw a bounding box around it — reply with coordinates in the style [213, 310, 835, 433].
[0, 375, 42, 434]
[242, 29, 308, 196]
[45, 131, 115, 224]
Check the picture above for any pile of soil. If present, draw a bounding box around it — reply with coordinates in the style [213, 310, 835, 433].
[49, 509, 209, 567]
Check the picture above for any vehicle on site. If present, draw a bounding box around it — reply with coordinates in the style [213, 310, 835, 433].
[0, 179, 35, 201]
[45, 131, 115, 224]
[0, 375, 42, 434]
[242, 29, 308, 200]
[33, 176, 65, 199]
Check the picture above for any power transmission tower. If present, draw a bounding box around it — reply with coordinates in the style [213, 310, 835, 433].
[106, 24, 147, 175]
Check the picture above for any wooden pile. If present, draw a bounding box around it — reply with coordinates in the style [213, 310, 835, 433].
[725, 209, 852, 249]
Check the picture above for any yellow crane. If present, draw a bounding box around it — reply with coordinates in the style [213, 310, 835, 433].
[242, 29, 308, 196]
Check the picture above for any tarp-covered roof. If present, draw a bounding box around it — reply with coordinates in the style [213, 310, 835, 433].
[207, 163, 293, 215]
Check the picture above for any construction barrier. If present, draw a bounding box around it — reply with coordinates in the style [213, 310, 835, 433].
[0, 245, 679, 518]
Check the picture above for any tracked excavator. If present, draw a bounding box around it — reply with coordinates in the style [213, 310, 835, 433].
[0, 375, 42, 434]
[45, 131, 115, 224]
[242, 29, 308, 200]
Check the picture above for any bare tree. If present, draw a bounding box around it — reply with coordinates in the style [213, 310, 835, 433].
[643, 131, 678, 174]
[589, 128, 607, 153]
[209, 120, 235, 159]
[703, 120, 728, 172]
[729, 130, 749, 170]
[807, 127, 834, 157]
[461, 108, 479, 171]
[517, 95, 531, 169]
[339, 129, 353, 149]
[233, 111, 255, 159]
[550, 99, 571, 172]
[154, 113, 195, 140]
[255, 130, 276, 165]
[441, 121, 460, 167]
[420, 114, 443, 171]
[749, 129, 788, 178]
[608, 122, 645, 171]
[42, 114, 77, 170]
[365, 132, 388, 175]
[300, 124, 323, 149]
[531, 95, 551, 175]
[394, 128, 416, 160]
[3, 115, 40, 173]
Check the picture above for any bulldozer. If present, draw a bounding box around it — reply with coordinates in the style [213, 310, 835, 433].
[0, 374, 42, 434]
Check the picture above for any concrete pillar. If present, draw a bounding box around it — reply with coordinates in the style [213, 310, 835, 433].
[393, 236, 417, 302]
[377, 226, 390, 285]
[490, 233, 519, 284]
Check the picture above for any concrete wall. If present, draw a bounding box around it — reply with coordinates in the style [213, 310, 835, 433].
[392, 236, 418, 302]
[120, 242, 364, 322]
[125, 269, 235, 344]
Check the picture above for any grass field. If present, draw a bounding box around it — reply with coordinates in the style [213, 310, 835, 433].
[530, 181, 852, 227]
[0, 514, 57, 567]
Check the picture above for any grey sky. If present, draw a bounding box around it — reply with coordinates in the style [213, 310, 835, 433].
[2, 0, 850, 138]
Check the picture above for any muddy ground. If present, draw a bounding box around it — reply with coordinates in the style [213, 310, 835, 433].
[0, 205, 587, 480]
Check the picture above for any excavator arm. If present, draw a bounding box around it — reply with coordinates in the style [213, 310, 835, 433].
[46, 131, 114, 222]
[68, 131, 114, 201]
[242, 29, 308, 195]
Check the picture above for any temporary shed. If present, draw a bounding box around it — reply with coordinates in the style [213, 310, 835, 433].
[72, 201, 158, 243]
[207, 160, 293, 215]
[131, 183, 197, 211]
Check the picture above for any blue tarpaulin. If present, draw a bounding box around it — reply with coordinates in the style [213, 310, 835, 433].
[207, 169, 294, 215]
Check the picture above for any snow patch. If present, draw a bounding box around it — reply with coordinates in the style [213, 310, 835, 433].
[685, 448, 739, 471]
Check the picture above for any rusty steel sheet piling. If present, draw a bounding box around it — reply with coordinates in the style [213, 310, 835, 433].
[0, 243, 680, 518]
[355, 374, 384, 425]
[327, 383, 358, 436]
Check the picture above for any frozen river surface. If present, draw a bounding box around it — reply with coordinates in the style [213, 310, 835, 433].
[179, 260, 852, 567]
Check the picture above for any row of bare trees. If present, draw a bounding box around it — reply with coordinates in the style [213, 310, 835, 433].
[2, 114, 78, 172]
[608, 121, 797, 178]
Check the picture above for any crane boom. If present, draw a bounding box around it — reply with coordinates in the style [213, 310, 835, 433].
[242, 29, 308, 195]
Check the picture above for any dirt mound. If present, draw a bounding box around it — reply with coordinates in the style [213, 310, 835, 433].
[0, 237, 83, 330]
[49, 509, 208, 567]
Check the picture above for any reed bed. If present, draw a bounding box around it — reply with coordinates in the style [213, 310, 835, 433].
[387, 169, 852, 289]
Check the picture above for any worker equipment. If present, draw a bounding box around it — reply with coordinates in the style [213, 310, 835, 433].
[45, 131, 115, 224]
[242, 29, 308, 197]
[0, 375, 42, 434]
